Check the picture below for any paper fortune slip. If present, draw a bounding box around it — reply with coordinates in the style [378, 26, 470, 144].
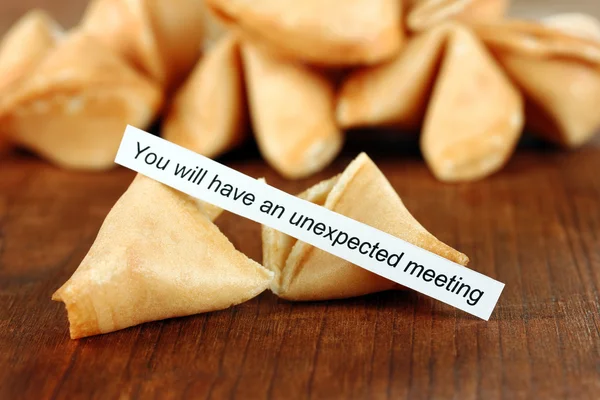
[115, 126, 505, 320]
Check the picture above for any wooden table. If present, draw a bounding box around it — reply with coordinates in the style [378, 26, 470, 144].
[1, 1, 600, 399]
[2, 142, 600, 399]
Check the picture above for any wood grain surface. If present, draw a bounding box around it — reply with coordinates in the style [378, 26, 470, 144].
[2, 141, 600, 399]
[1, 1, 600, 399]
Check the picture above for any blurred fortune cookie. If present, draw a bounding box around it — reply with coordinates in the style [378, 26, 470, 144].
[163, 34, 247, 159]
[0, 9, 64, 156]
[407, 0, 509, 32]
[242, 43, 343, 179]
[0, 32, 162, 170]
[206, 0, 404, 66]
[421, 24, 523, 182]
[338, 23, 523, 182]
[474, 19, 600, 148]
[3, 0, 600, 184]
[81, 0, 204, 90]
[53, 174, 273, 339]
[262, 153, 469, 301]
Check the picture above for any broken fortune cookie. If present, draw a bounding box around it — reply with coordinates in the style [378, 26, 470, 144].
[262, 153, 469, 301]
[53, 175, 272, 339]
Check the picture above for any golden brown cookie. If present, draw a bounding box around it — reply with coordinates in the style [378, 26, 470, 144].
[163, 34, 247, 159]
[262, 153, 469, 301]
[242, 43, 343, 179]
[1, 32, 163, 170]
[207, 0, 404, 66]
[474, 19, 600, 148]
[338, 24, 523, 182]
[421, 24, 523, 182]
[0, 9, 64, 155]
[53, 174, 271, 339]
[81, 0, 204, 89]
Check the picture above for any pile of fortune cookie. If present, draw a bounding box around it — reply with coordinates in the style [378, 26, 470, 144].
[0, 0, 599, 182]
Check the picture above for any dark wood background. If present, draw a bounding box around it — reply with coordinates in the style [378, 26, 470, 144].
[1, 1, 599, 399]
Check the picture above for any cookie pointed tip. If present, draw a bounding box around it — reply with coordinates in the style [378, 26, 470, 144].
[352, 152, 373, 166]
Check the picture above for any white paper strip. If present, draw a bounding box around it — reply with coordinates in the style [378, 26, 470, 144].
[115, 126, 504, 320]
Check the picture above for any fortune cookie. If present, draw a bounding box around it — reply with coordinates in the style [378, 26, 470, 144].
[81, 0, 204, 89]
[53, 174, 272, 339]
[206, 0, 403, 66]
[0, 10, 64, 155]
[407, 0, 509, 32]
[262, 153, 469, 301]
[0, 32, 163, 170]
[421, 25, 523, 182]
[242, 44, 343, 179]
[338, 24, 523, 182]
[474, 20, 600, 148]
[163, 34, 247, 159]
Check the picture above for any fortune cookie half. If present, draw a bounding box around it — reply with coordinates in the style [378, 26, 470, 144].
[207, 0, 403, 66]
[0, 32, 163, 170]
[407, 0, 509, 32]
[242, 44, 343, 179]
[338, 24, 523, 182]
[262, 153, 469, 301]
[474, 20, 600, 148]
[163, 34, 247, 159]
[53, 174, 272, 339]
[81, 0, 204, 89]
[0, 10, 64, 155]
